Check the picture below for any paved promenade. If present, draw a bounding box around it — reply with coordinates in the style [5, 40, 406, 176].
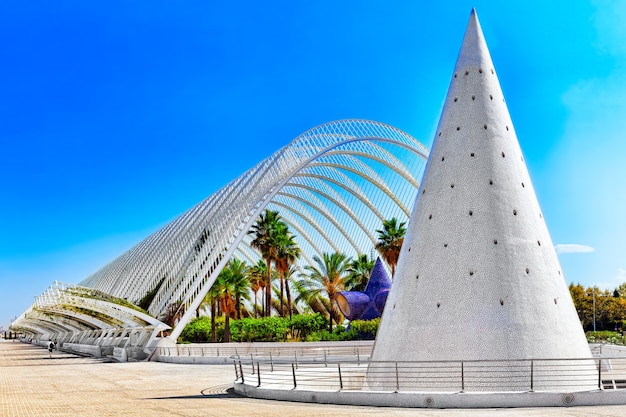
[2, 340, 626, 417]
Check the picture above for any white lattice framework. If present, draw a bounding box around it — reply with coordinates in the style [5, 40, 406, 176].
[13, 119, 428, 344]
[12, 281, 170, 346]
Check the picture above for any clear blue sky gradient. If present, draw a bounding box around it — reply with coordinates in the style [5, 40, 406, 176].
[2, 1, 625, 329]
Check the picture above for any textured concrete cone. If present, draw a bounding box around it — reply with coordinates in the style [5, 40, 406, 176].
[368, 9, 595, 392]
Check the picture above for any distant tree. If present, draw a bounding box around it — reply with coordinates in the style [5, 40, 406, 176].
[345, 254, 375, 291]
[226, 258, 251, 319]
[570, 283, 626, 331]
[249, 209, 281, 316]
[283, 265, 300, 319]
[292, 275, 328, 316]
[213, 267, 237, 342]
[206, 277, 223, 342]
[375, 218, 406, 277]
[248, 260, 267, 318]
[274, 225, 301, 318]
[301, 252, 351, 332]
[160, 303, 182, 328]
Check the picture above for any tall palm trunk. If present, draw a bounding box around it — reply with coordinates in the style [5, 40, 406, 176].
[224, 314, 231, 342]
[329, 293, 335, 333]
[286, 282, 293, 320]
[210, 299, 217, 343]
[279, 271, 285, 317]
[253, 290, 258, 318]
[265, 258, 272, 317]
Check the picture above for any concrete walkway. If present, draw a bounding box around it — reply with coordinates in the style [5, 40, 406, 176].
[1, 340, 626, 417]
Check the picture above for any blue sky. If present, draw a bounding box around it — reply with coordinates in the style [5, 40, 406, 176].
[1, 1, 625, 329]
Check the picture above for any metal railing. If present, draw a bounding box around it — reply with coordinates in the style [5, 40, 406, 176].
[155, 343, 372, 363]
[234, 357, 626, 392]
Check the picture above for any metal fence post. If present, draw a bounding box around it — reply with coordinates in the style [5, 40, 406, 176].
[324, 350, 327, 367]
[270, 351, 274, 372]
[234, 361, 239, 380]
[461, 361, 465, 392]
[239, 361, 245, 383]
[357, 348, 360, 365]
[598, 358, 603, 389]
[530, 360, 534, 391]
[251, 354, 255, 374]
[395, 362, 400, 393]
[257, 362, 261, 387]
[338, 363, 343, 390]
[292, 363, 297, 389]
[295, 350, 298, 369]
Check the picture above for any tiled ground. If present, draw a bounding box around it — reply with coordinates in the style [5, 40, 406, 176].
[2, 340, 626, 417]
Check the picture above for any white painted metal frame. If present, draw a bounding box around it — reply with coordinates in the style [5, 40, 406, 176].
[13, 119, 428, 345]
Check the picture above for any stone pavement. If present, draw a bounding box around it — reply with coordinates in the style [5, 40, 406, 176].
[2, 340, 626, 417]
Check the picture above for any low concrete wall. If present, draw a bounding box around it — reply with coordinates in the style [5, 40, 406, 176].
[101, 346, 114, 357]
[157, 355, 234, 364]
[234, 383, 626, 408]
[110, 347, 152, 362]
[113, 347, 127, 362]
[592, 343, 626, 357]
[63, 343, 102, 357]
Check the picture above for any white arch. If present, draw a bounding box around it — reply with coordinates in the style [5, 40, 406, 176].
[12, 119, 428, 345]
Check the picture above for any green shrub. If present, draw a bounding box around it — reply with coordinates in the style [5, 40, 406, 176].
[230, 314, 328, 342]
[179, 316, 213, 342]
[180, 314, 383, 343]
[349, 318, 380, 339]
[233, 316, 290, 342]
[289, 313, 328, 340]
[587, 331, 625, 345]
[306, 325, 358, 342]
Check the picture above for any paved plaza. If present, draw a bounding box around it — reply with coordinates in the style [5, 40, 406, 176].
[2, 340, 626, 417]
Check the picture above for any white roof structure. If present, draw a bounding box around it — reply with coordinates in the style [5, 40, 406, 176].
[12, 119, 428, 345]
[370, 10, 594, 390]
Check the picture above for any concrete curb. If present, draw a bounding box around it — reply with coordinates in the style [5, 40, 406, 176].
[234, 383, 626, 408]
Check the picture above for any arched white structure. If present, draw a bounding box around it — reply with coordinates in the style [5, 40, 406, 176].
[12, 119, 428, 346]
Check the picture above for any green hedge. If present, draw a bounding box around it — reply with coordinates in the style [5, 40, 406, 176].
[586, 330, 625, 345]
[178, 314, 382, 343]
[349, 318, 380, 340]
[179, 316, 218, 342]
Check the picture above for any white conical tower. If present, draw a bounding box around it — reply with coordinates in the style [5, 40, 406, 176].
[369, 10, 593, 390]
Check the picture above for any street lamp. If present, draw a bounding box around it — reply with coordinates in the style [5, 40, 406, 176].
[592, 288, 596, 332]
[586, 287, 597, 332]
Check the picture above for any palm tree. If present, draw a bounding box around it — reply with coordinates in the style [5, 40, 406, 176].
[206, 281, 222, 342]
[283, 265, 300, 319]
[345, 253, 375, 291]
[247, 260, 266, 318]
[292, 275, 327, 315]
[302, 252, 351, 332]
[274, 225, 301, 318]
[249, 209, 282, 316]
[213, 268, 237, 342]
[375, 217, 407, 277]
[160, 302, 182, 327]
[226, 258, 251, 319]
